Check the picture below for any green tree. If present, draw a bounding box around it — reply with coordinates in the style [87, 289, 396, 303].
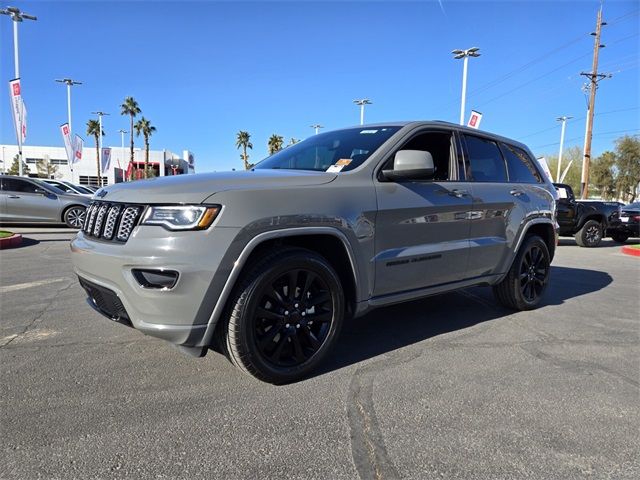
[134, 116, 157, 179]
[235, 130, 253, 170]
[590, 151, 616, 200]
[36, 154, 59, 179]
[614, 135, 640, 202]
[543, 146, 583, 192]
[120, 96, 141, 180]
[86, 119, 104, 187]
[268, 134, 284, 155]
[7, 155, 30, 176]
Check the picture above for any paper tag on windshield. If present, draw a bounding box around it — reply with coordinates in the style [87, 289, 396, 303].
[360, 129, 378, 134]
[327, 164, 344, 173]
[336, 158, 352, 166]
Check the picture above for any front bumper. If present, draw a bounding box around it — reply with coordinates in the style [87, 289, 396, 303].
[71, 225, 240, 347]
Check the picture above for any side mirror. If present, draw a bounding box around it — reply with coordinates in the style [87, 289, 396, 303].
[34, 188, 47, 195]
[382, 150, 435, 181]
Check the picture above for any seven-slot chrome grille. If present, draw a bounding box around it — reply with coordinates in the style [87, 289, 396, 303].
[82, 202, 143, 243]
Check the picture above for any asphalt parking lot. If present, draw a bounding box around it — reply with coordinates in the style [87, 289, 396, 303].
[1, 228, 638, 479]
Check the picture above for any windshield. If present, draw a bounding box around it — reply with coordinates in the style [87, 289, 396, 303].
[44, 180, 76, 194]
[254, 126, 401, 172]
[33, 179, 66, 195]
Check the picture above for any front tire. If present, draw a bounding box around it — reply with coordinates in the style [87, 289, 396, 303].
[574, 219, 603, 247]
[611, 231, 629, 244]
[221, 248, 344, 384]
[493, 235, 551, 311]
[63, 206, 86, 229]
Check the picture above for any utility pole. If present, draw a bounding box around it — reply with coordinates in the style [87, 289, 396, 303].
[92, 111, 109, 186]
[580, 5, 610, 199]
[556, 116, 573, 182]
[1, 6, 37, 177]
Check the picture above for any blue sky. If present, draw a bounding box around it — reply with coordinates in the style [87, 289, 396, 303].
[1, 0, 638, 172]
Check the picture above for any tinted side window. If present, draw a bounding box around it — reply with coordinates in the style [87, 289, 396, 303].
[1, 178, 39, 193]
[400, 131, 453, 181]
[464, 135, 507, 183]
[501, 143, 542, 183]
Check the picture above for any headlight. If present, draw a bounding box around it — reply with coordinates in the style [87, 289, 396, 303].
[141, 205, 220, 231]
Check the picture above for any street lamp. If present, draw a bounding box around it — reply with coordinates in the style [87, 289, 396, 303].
[92, 111, 110, 186]
[353, 99, 372, 125]
[1, 6, 37, 177]
[452, 47, 480, 125]
[556, 116, 573, 182]
[117, 129, 127, 171]
[55, 78, 82, 182]
[310, 124, 324, 135]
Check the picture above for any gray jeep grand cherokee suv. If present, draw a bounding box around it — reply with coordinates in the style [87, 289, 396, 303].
[71, 121, 558, 383]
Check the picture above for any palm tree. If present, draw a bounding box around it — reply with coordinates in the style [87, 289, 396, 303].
[268, 134, 284, 155]
[120, 96, 141, 180]
[86, 119, 104, 187]
[134, 117, 157, 179]
[235, 131, 253, 170]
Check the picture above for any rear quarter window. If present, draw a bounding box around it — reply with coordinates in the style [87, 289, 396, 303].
[500, 143, 542, 183]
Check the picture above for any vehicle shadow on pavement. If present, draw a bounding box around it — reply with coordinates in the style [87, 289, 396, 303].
[313, 265, 613, 377]
[558, 238, 625, 249]
[3, 237, 40, 249]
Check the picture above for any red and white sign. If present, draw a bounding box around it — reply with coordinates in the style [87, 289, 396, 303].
[60, 122, 75, 164]
[73, 135, 84, 163]
[8, 78, 25, 143]
[20, 99, 27, 142]
[101, 147, 112, 173]
[467, 110, 483, 129]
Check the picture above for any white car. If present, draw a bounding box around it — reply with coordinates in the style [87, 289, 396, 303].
[41, 179, 93, 197]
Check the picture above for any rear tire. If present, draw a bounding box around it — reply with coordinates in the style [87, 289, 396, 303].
[220, 248, 344, 384]
[574, 219, 603, 247]
[610, 231, 629, 244]
[493, 235, 551, 311]
[63, 206, 86, 229]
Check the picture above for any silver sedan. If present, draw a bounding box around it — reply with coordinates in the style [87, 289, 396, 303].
[0, 175, 91, 228]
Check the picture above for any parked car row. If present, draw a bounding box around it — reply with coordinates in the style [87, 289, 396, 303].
[0, 175, 90, 228]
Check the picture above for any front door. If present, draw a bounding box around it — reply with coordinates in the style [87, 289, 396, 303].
[373, 130, 472, 297]
[2, 177, 61, 222]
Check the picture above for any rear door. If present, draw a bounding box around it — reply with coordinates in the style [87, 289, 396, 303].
[461, 134, 524, 277]
[2, 178, 61, 222]
[373, 129, 473, 296]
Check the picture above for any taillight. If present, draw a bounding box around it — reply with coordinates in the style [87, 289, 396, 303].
[632, 215, 640, 221]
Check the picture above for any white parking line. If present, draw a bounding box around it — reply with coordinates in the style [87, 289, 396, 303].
[0, 278, 68, 294]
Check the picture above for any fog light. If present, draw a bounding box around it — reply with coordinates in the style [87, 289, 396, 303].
[132, 269, 179, 290]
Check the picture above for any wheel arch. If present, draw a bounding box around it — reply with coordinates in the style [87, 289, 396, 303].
[577, 213, 606, 231]
[200, 227, 360, 348]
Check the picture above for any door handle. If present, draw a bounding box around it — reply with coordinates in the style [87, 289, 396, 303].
[7, 195, 20, 199]
[449, 189, 468, 198]
[510, 189, 524, 197]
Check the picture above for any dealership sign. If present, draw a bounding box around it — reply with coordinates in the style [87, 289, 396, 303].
[101, 147, 112, 173]
[60, 123, 75, 164]
[8, 78, 26, 143]
[73, 135, 84, 163]
[467, 110, 483, 129]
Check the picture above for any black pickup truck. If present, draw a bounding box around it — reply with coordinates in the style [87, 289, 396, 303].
[554, 183, 621, 247]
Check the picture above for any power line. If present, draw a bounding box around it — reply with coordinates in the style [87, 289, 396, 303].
[531, 129, 640, 150]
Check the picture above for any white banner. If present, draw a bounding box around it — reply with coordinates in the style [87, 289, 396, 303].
[60, 123, 74, 164]
[73, 135, 84, 164]
[467, 110, 483, 129]
[20, 99, 27, 142]
[8, 78, 23, 143]
[101, 147, 112, 173]
[536, 157, 554, 183]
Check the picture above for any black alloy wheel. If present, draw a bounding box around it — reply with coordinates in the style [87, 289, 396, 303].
[493, 234, 551, 311]
[575, 219, 603, 247]
[252, 268, 333, 367]
[519, 244, 549, 303]
[221, 248, 344, 384]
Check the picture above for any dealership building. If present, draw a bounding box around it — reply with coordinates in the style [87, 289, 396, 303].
[0, 144, 195, 186]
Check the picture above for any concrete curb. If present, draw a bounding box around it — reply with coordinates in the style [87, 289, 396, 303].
[621, 245, 640, 257]
[0, 233, 23, 249]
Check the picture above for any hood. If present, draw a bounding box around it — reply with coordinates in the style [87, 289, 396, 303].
[93, 169, 337, 204]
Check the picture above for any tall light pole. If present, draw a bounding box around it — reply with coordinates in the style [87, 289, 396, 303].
[118, 129, 127, 171]
[55, 78, 82, 182]
[92, 111, 109, 186]
[310, 124, 324, 135]
[555, 116, 573, 182]
[353, 99, 372, 125]
[452, 47, 480, 125]
[1, 6, 37, 177]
